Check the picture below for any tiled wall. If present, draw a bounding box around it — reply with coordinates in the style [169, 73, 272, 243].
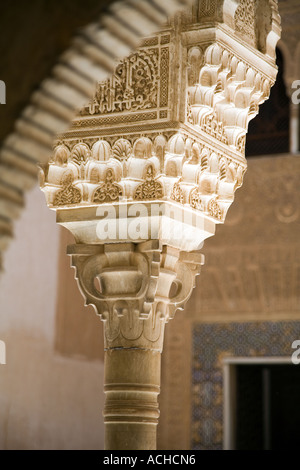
[192, 321, 300, 450]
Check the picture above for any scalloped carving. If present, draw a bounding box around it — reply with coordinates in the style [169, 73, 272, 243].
[113, 139, 132, 162]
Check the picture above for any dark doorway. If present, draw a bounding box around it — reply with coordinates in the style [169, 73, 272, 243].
[245, 48, 290, 157]
[235, 364, 300, 450]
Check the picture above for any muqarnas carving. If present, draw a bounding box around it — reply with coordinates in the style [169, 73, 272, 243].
[41, 0, 280, 226]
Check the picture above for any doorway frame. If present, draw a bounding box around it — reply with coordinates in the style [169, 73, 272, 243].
[223, 356, 292, 450]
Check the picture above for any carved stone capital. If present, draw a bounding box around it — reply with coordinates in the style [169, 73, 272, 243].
[68, 241, 204, 352]
[41, 1, 280, 246]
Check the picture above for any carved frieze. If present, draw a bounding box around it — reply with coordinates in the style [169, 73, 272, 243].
[171, 181, 185, 205]
[234, 0, 256, 42]
[54, 174, 82, 206]
[93, 169, 123, 204]
[86, 49, 159, 115]
[134, 166, 164, 201]
[80, 35, 170, 121]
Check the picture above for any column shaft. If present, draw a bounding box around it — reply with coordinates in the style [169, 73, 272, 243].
[104, 348, 161, 450]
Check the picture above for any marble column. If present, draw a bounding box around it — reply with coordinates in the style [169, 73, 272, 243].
[68, 242, 203, 449]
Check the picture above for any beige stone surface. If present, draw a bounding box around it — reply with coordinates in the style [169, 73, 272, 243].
[159, 155, 300, 449]
[0, 187, 59, 338]
[186, 155, 300, 322]
[55, 227, 104, 361]
[0, 333, 105, 450]
[159, 315, 192, 450]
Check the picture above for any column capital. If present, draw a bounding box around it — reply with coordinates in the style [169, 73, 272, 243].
[68, 241, 204, 352]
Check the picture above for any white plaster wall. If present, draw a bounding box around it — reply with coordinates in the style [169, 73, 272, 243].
[0, 186, 105, 449]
